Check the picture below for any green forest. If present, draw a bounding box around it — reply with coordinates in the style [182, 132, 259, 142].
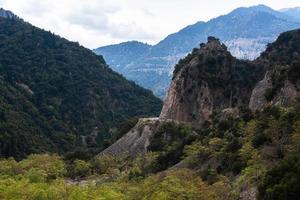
[0, 103, 300, 199]
[0, 17, 162, 159]
[0, 6, 300, 200]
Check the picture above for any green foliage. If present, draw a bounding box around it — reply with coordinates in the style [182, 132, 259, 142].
[252, 133, 270, 148]
[148, 122, 197, 172]
[258, 154, 300, 200]
[0, 154, 65, 180]
[0, 103, 298, 199]
[0, 17, 162, 159]
[67, 159, 91, 178]
[91, 155, 120, 175]
[0, 154, 235, 200]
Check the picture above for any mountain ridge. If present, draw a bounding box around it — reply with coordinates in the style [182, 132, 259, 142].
[0, 10, 162, 159]
[279, 7, 300, 21]
[102, 28, 300, 159]
[94, 5, 300, 99]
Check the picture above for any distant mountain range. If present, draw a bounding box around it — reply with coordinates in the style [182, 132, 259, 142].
[280, 7, 300, 20]
[94, 5, 300, 99]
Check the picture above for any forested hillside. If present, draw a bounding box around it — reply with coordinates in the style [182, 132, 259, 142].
[0, 15, 162, 159]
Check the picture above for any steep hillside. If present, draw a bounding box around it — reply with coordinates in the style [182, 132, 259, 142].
[161, 30, 300, 125]
[250, 29, 300, 110]
[94, 29, 300, 200]
[95, 5, 300, 99]
[0, 11, 162, 159]
[160, 37, 263, 126]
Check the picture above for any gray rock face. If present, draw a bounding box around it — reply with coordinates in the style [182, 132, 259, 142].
[160, 69, 213, 127]
[272, 81, 299, 107]
[240, 187, 258, 200]
[250, 72, 299, 111]
[249, 71, 273, 110]
[99, 118, 172, 157]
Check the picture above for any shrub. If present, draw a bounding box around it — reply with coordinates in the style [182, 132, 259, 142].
[258, 154, 300, 200]
[67, 159, 91, 178]
[252, 133, 270, 148]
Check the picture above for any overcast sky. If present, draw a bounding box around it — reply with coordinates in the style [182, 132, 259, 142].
[0, 0, 299, 49]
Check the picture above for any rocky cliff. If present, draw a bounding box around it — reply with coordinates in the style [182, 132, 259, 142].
[161, 29, 300, 124]
[160, 37, 263, 126]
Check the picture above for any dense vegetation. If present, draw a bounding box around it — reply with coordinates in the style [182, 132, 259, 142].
[258, 154, 300, 200]
[0, 17, 162, 159]
[0, 103, 298, 199]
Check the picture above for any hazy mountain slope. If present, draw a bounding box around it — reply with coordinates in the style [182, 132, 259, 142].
[94, 41, 152, 73]
[279, 7, 300, 21]
[95, 5, 300, 99]
[0, 10, 162, 159]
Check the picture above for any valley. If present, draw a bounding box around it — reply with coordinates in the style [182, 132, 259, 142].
[0, 3, 299, 200]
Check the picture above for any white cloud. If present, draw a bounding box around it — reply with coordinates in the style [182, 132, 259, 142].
[0, 0, 299, 48]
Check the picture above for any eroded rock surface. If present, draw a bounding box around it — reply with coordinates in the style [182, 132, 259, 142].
[160, 37, 262, 126]
[99, 118, 173, 157]
[249, 71, 273, 110]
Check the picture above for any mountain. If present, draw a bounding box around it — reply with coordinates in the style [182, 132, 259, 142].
[103, 30, 300, 158]
[0, 17, 299, 200]
[94, 5, 300, 99]
[94, 41, 151, 73]
[279, 7, 300, 21]
[102, 28, 300, 159]
[161, 30, 300, 126]
[160, 37, 264, 127]
[96, 29, 300, 200]
[0, 10, 162, 159]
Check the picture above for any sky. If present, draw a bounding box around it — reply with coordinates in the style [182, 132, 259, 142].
[0, 0, 299, 49]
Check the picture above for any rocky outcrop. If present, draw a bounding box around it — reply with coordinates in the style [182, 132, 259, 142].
[161, 29, 300, 124]
[249, 71, 273, 110]
[249, 29, 300, 110]
[160, 69, 213, 126]
[250, 74, 299, 110]
[99, 118, 174, 157]
[160, 37, 263, 126]
[272, 81, 299, 107]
